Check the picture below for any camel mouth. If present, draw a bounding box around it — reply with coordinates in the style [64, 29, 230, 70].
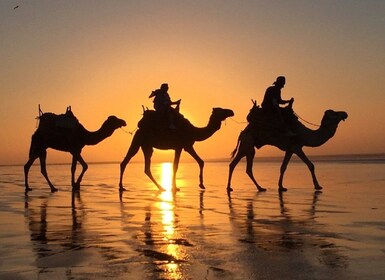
[341, 112, 348, 121]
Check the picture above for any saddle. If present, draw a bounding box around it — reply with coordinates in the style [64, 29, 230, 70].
[138, 109, 191, 132]
[38, 106, 79, 131]
[246, 105, 298, 135]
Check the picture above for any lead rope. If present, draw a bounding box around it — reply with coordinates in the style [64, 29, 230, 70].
[293, 111, 320, 127]
[229, 117, 247, 125]
[121, 126, 137, 135]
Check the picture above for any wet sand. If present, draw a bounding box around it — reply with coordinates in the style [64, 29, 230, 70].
[0, 161, 384, 279]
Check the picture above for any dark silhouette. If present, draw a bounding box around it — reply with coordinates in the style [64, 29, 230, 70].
[261, 76, 295, 136]
[261, 76, 293, 115]
[119, 107, 234, 192]
[24, 106, 126, 193]
[227, 101, 348, 192]
[149, 83, 181, 129]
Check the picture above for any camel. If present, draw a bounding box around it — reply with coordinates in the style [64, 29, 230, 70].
[227, 101, 348, 192]
[24, 106, 126, 193]
[119, 107, 234, 192]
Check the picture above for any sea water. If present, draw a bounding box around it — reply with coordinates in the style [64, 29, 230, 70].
[0, 156, 384, 279]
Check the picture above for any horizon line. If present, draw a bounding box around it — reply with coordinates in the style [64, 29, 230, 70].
[2, 152, 385, 167]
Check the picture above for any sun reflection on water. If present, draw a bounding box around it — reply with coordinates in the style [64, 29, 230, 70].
[160, 162, 173, 192]
[157, 162, 184, 278]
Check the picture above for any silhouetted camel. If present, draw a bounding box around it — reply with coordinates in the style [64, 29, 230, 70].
[119, 107, 234, 192]
[24, 107, 126, 193]
[227, 102, 347, 192]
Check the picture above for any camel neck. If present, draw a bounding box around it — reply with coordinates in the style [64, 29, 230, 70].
[193, 115, 222, 142]
[301, 123, 338, 147]
[84, 124, 114, 146]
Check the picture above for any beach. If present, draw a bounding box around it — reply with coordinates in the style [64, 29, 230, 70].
[0, 158, 384, 279]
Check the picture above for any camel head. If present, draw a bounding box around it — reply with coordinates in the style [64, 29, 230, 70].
[211, 108, 235, 122]
[321, 110, 348, 127]
[103, 116, 127, 130]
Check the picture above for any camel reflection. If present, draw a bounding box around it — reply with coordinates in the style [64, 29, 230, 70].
[24, 191, 86, 272]
[137, 192, 186, 279]
[132, 164, 192, 279]
[228, 191, 347, 274]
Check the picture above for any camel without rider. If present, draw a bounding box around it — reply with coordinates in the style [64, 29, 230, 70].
[24, 106, 126, 193]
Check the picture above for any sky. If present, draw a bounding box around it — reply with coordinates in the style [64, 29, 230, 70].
[1, 0, 384, 165]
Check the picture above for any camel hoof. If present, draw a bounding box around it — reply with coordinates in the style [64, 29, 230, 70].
[51, 188, 59, 193]
[278, 187, 288, 192]
[258, 187, 267, 192]
[315, 186, 323, 191]
[227, 187, 233, 192]
[25, 187, 33, 193]
[119, 187, 127, 192]
[199, 184, 205, 190]
[172, 187, 180, 193]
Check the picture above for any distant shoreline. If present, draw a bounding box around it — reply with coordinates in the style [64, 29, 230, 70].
[2, 153, 385, 167]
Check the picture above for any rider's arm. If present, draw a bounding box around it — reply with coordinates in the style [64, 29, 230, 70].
[170, 99, 181, 105]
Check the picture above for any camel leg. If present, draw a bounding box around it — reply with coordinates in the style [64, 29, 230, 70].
[24, 155, 38, 193]
[184, 146, 205, 189]
[227, 151, 244, 192]
[71, 156, 78, 189]
[143, 147, 165, 191]
[172, 149, 182, 192]
[72, 154, 88, 190]
[39, 151, 58, 193]
[246, 149, 266, 192]
[278, 151, 293, 192]
[295, 149, 322, 191]
[119, 141, 140, 191]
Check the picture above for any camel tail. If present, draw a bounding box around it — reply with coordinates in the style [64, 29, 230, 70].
[230, 131, 242, 159]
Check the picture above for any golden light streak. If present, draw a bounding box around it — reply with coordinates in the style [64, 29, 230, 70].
[160, 162, 173, 192]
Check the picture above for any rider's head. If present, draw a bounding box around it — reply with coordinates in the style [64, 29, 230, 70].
[160, 83, 169, 91]
[273, 76, 286, 88]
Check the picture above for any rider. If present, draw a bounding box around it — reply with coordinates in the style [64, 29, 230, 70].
[149, 83, 181, 129]
[261, 76, 295, 135]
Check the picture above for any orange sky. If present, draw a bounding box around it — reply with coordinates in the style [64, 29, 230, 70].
[1, 1, 384, 165]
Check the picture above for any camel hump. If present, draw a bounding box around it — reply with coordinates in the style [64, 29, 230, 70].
[246, 104, 262, 123]
[137, 110, 156, 129]
[138, 109, 191, 131]
[38, 106, 79, 130]
[247, 105, 298, 134]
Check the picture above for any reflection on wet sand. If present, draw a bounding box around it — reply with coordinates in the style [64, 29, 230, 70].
[132, 164, 193, 280]
[15, 161, 383, 279]
[227, 191, 348, 278]
[116, 163, 203, 279]
[24, 191, 128, 278]
[24, 191, 87, 274]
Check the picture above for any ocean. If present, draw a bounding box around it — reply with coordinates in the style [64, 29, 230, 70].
[0, 156, 384, 279]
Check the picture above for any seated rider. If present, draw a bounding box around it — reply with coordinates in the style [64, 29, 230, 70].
[149, 83, 181, 129]
[261, 76, 295, 135]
